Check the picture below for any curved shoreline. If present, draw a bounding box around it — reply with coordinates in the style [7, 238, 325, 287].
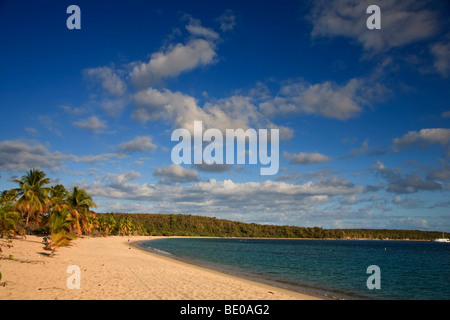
[1, 235, 322, 300]
[133, 237, 335, 300]
[130, 237, 324, 300]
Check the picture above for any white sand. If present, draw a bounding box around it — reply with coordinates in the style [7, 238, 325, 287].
[0, 235, 321, 300]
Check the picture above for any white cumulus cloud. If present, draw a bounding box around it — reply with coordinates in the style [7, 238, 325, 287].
[393, 128, 450, 151]
[309, 0, 439, 52]
[283, 151, 333, 164]
[73, 115, 107, 133]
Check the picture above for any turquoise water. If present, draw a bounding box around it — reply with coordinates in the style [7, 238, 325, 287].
[140, 238, 450, 300]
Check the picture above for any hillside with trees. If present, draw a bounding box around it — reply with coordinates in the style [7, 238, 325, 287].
[105, 212, 443, 240]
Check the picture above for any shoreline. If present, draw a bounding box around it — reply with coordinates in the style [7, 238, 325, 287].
[133, 237, 446, 300]
[132, 238, 330, 300]
[0, 235, 322, 300]
[133, 237, 340, 300]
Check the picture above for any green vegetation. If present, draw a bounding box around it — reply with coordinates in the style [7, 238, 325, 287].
[1, 170, 106, 254]
[0, 203, 20, 238]
[0, 170, 444, 251]
[104, 213, 443, 240]
[0, 170, 146, 250]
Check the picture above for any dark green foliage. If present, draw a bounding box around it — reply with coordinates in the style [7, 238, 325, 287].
[101, 213, 442, 240]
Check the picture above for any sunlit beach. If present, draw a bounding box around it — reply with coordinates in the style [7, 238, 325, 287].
[0, 235, 319, 300]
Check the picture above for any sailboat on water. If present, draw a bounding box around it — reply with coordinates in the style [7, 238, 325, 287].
[433, 232, 450, 243]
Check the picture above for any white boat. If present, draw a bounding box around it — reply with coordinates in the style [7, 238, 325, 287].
[433, 232, 450, 242]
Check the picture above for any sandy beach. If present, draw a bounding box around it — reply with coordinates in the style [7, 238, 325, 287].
[0, 235, 321, 300]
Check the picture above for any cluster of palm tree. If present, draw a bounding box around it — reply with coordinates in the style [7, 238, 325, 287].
[0, 169, 144, 255]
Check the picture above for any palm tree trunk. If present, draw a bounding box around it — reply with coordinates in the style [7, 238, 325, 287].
[25, 212, 30, 228]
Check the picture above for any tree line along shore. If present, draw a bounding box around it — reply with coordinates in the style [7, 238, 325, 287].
[0, 170, 444, 255]
[106, 212, 443, 240]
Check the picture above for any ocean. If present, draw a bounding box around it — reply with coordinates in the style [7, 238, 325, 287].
[139, 238, 450, 300]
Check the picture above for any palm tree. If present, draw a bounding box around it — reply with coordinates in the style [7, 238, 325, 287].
[97, 214, 116, 235]
[13, 169, 52, 228]
[117, 216, 133, 236]
[49, 184, 69, 213]
[0, 203, 21, 238]
[1, 189, 19, 205]
[66, 187, 97, 236]
[83, 214, 99, 236]
[45, 208, 76, 256]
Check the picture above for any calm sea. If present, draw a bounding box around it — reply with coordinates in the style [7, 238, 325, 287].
[139, 238, 450, 300]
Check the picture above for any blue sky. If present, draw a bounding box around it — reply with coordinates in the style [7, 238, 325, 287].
[1, 0, 450, 231]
